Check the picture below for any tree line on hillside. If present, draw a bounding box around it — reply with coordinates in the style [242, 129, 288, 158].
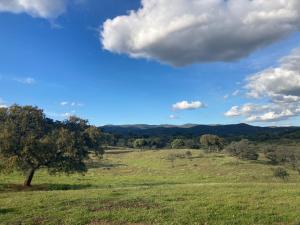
[101, 124, 300, 142]
[0, 105, 104, 186]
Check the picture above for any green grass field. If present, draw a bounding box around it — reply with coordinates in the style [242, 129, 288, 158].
[1, 149, 300, 225]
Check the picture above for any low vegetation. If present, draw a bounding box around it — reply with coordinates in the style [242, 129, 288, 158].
[273, 167, 290, 180]
[226, 139, 259, 160]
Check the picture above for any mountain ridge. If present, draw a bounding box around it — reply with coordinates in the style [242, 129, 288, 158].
[100, 123, 300, 138]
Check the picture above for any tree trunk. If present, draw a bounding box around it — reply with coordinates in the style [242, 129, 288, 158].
[24, 168, 35, 187]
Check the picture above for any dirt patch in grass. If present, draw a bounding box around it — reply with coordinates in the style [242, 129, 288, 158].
[32, 217, 47, 225]
[90, 198, 159, 212]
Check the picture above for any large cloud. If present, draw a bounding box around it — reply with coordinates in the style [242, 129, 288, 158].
[225, 49, 300, 122]
[246, 49, 300, 101]
[225, 103, 299, 122]
[0, 0, 67, 19]
[101, 0, 300, 66]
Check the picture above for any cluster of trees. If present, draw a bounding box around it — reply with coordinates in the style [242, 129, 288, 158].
[111, 137, 200, 150]
[128, 135, 225, 150]
[264, 146, 300, 176]
[264, 146, 300, 167]
[226, 139, 259, 160]
[0, 105, 104, 186]
[103, 136, 167, 149]
[199, 135, 225, 152]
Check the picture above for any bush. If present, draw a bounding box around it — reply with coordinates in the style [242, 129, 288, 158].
[133, 139, 147, 150]
[184, 139, 199, 149]
[174, 153, 186, 158]
[264, 146, 300, 167]
[226, 139, 258, 160]
[296, 167, 300, 175]
[166, 153, 187, 167]
[273, 167, 289, 180]
[185, 151, 192, 159]
[171, 139, 185, 149]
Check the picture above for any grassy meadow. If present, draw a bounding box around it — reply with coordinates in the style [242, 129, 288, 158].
[0, 149, 300, 225]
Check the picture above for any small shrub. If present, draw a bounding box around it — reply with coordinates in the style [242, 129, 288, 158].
[197, 153, 204, 158]
[273, 167, 289, 180]
[171, 139, 185, 149]
[296, 167, 300, 175]
[174, 153, 186, 159]
[166, 153, 176, 167]
[239, 148, 259, 160]
[184, 139, 199, 149]
[185, 151, 192, 159]
[133, 139, 147, 150]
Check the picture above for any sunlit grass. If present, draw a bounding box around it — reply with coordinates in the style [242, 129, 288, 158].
[1, 149, 300, 225]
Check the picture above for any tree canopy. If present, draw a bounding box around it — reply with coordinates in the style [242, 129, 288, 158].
[0, 105, 104, 186]
[200, 134, 225, 152]
[171, 139, 185, 149]
[226, 139, 258, 160]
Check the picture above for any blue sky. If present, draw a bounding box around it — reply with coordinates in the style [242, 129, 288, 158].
[0, 0, 300, 126]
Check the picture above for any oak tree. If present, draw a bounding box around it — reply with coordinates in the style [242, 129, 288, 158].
[0, 105, 103, 186]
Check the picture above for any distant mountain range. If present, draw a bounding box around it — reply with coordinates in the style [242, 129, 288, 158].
[101, 123, 300, 138]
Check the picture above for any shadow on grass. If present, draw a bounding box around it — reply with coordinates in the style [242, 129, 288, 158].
[48, 183, 93, 190]
[0, 208, 15, 214]
[0, 183, 93, 192]
[127, 181, 182, 188]
[189, 155, 205, 159]
[245, 159, 274, 166]
[87, 162, 127, 169]
[105, 149, 135, 154]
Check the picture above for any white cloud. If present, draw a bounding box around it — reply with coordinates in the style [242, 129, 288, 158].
[0, 0, 67, 19]
[63, 112, 73, 118]
[246, 109, 295, 122]
[101, 0, 300, 66]
[225, 104, 263, 117]
[232, 90, 240, 96]
[60, 101, 83, 107]
[246, 49, 300, 101]
[60, 101, 68, 106]
[225, 106, 240, 117]
[225, 48, 300, 122]
[225, 103, 300, 122]
[169, 114, 178, 120]
[14, 77, 36, 85]
[223, 94, 229, 100]
[46, 110, 76, 119]
[172, 101, 205, 111]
